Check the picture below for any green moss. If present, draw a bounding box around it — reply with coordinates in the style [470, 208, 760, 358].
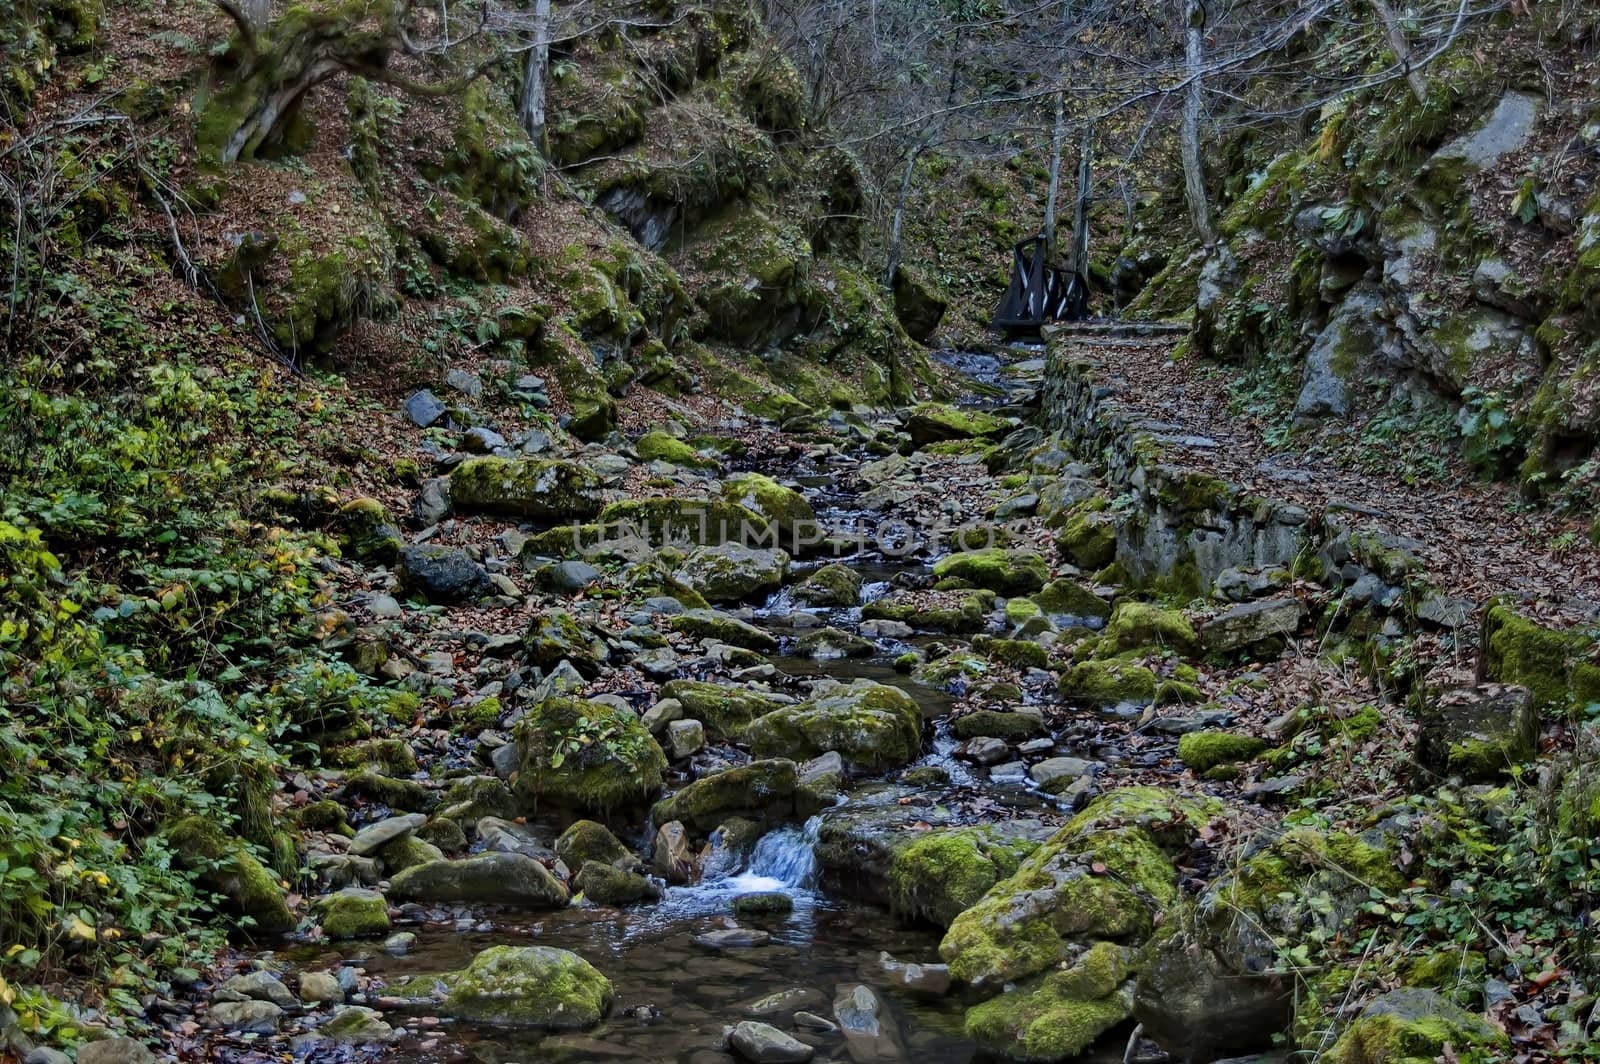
[513, 697, 667, 814]
[1006, 597, 1044, 624]
[318, 887, 390, 939]
[1481, 603, 1592, 708]
[1057, 660, 1158, 705]
[450, 458, 606, 519]
[657, 679, 785, 739]
[379, 835, 443, 874]
[1103, 601, 1199, 656]
[326, 738, 418, 776]
[667, 609, 778, 650]
[598, 497, 768, 547]
[952, 709, 1044, 741]
[343, 770, 435, 813]
[889, 828, 1036, 928]
[166, 816, 295, 935]
[722, 472, 817, 543]
[635, 430, 718, 468]
[1031, 579, 1110, 619]
[436, 945, 614, 1028]
[334, 498, 403, 564]
[862, 589, 995, 633]
[1057, 509, 1117, 570]
[649, 758, 797, 832]
[971, 636, 1049, 670]
[1324, 987, 1510, 1064]
[933, 548, 1049, 595]
[963, 947, 1135, 1062]
[1177, 730, 1267, 772]
[745, 681, 922, 769]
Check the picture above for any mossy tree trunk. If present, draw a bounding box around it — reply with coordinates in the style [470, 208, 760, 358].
[1179, 0, 1216, 247]
[517, 0, 551, 151]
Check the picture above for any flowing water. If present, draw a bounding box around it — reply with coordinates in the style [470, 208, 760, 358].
[293, 350, 1143, 1063]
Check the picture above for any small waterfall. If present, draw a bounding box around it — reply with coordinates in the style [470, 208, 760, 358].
[743, 816, 822, 888]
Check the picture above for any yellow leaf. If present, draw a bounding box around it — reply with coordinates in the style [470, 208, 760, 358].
[64, 914, 96, 943]
[0, 973, 13, 1006]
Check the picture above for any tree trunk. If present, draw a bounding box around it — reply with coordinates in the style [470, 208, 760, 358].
[1043, 88, 1066, 263]
[519, 0, 553, 151]
[1069, 123, 1093, 275]
[884, 45, 961, 287]
[1180, 0, 1217, 247]
[1369, 0, 1428, 103]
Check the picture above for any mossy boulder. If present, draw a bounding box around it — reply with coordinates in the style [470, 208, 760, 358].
[334, 498, 403, 564]
[1032, 579, 1111, 620]
[1057, 659, 1158, 705]
[450, 458, 606, 520]
[402, 945, 613, 1028]
[745, 680, 923, 770]
[933, 548, 1049, 596]
[971, 636, 1049, 669]
[379, 835, 445, 875]
[389, 852, 569, 907]
[795, 627, 875, 659]
[523, 609, 608, 677]
[1104, 601, 1199, 656]
[722, 472, 818, 548]
[1177, 730, 1267, 773]
[675, 543, 789, 603]
[599, 497, 768, 547]
[166, 817, 295, 935]
[658, 679, 786, 739]
[862, 588, 995, 633]
[318, 887, 390, 939]
[555, 820, 637, 872]
[649, 758, 798, 833]
[1480, 603, 1598, 709]
[1415, 683, 1537, 782]
[573, 862, 658, 906]
[904, 403, 1008, 448]
[952, 709, 1045, 741]
[891, 265, 948, 343]
[793, 563, 863, 606]
[635, 430, 719, 469]
[1323, 987, 1509, 1064]
[1057, 508, 1117, 570]
[668, 608, 779, 651]
[513, 697, 668, 814]
[888, 827, 1037, 928]
[963, 942, 1138, 1062]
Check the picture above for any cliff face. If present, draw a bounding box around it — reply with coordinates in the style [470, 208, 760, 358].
[1119, 7, 1600, 506]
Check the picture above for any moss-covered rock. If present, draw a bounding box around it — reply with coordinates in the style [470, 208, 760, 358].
[390, 852, 569, 907]
[668, 608, 779, 651]
[649, 758, 798, 833]
[722, 472, 818, 548]
[1057, 659, 1158, 705]
[1032, 579, 1111, 620]
[657, 678, 786, 739]
[1481, 603, 1596, 709]
[903, 403, 1009, 448]
[1104, 601, 1199, 656]
[971, 635, 1049, 670]
[379, 835, 445, 875]
[1323, 987, 1509, 1063]
[334, 498, 403, 564]
[166, 817, 295, 935]
[318, 887, 390, 939]
[513, 697, 667, 814]
[404, 945, 613, 1028]
[635, 430, 719, 469]
[964, 943, 1138, 1062]
[888, 827, 1036, 928]
[326, 738, 419, 777]
[1415, 683, 1538, 782]
[933, 548, 1049, 595]
[745, 680, 923, 770]
[793, 562, 863, 606]
[555, 820, 637, 872]
[674, 543, 789, 603]
[862, 588, 996, 633]
[1177, 730, 1267, 773]
[891, 265, 948, 343]
[1057, 507, 1117, 570]
[951, 709, 1045, 741]
[450, 458, 606, 520]
[523, 609, 608, 677]
[599, 497, 769, 547]
[573, 862, 658, 906]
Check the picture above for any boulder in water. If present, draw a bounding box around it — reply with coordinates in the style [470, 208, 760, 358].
[390, 945, 612, 1029]
[730, 1020, 815, 1063]
[745, 680, 923, 770]
[389, 852, 568, 907]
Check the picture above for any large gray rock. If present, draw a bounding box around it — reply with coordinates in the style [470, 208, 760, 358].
[1295, 287, 1388, 419]
[208, 1000, 284, 1034]
[75, 1040, 155, 1064]
[389, 853, 568, 907]
[675, 544, 790, 604]
[397, 546, 492, 604]
[832, 984, 907, 1063]
[1200, 597, 1304, 653]
[349, 813, 428, 857]
[1432, 90, 1543, 171]
[1415, 683, 1537, 782]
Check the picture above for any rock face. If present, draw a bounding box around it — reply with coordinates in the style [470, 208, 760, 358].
[891, 266, 947, 342]
[389, 852, 569, 907]
[513, 696, 668, 813]
[1430, 90, 1543, 172]
[745, 680, 923, 770]
[397, 546, 493, 604]
[449, 457, 606, 519]
[1415, 683, 1537, 782]
[676, 543, 790, 603]
[396, 945, 613, 1029]
[1200, 597, 1303, 652]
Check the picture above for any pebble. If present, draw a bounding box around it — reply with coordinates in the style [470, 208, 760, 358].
[693, 928, 772, 949]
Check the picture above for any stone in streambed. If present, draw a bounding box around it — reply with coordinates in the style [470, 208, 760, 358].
[449, 457, 605, 520]
[676, 544, 790, 604]
[670, 609, 780, 651]
[658, 679, 786, 738]
[574, 863, 659, 907]
[650, 760, 798, 833]
[73, 1042, 152, 1064]
[389, 852, 568, 907]
[555, 820, 636, 871]
[219, 970, 293, 1006]
[833, 983, 907, 1062]
[396, 546, 493, 604]
[317, 1005, 397, 1043]
[732, 892, 793, 916]
[795, 627, 875, 659]
[208, 1000, 283, 1034]
[730, 1020, 814, 1063]
[318, 887, 391, 939]
[745, 680, 923, 770]
[793, 563, 863, 606]
[299, 971, 344, 1004]
[694, 928, 771, 949]
[933, 548, 1048, 595]
[512, 696, 667, 813]
[667, 718, 706, 759]
[391, 945, 612, 1029]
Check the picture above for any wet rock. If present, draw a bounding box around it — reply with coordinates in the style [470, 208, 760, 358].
[1200, 597, 1303, 653]
[574, 863, 659, 906]
[379, 834, 445, 875]
[1028, 757, 1096, 793]
[904, 404, 1008, 448]
[297, 972, 344, 1006]
[319, 1005, 397, 1043]
[478, 817, 556, 861]
[658, 680, 787, 738]
[876, 953, 951, 996]
[393, 945, 612, 1029]
[209, 1000, 283, 1034]
[318, 888, 392, 939]
[960, 737, 1010, 765]
[676, 544, 790, 604]
[668, 718, 707, 759]
[653, 820, 696, 883]
[860, 619, 913, 639]
[1415, 683, 1537, 782]
[833, 984, 907, 1063]
[741, 987, 826, 1015]
[397, 546, 493, 604]
[651, 760, 799, 832]
[670, 609, 780, 651]
[556, 820, 636, 871]
[390, 852, 568, 907]
[75, 1040, 154, 1064]
[746, 680, 923, 770]
[732, 892, 793, 916]
[694, 928, 771, 949]
[963, 942, 1137, 1060]
[729, 1020, 815, 1063]
[723, 472, 819, 547]
[797, 751, 844, 808]
[793, 563, 864, 606]
[794, 1011, 836, 1031]
[383, 932, 417, 956]
[220, 970, 293, 1006]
